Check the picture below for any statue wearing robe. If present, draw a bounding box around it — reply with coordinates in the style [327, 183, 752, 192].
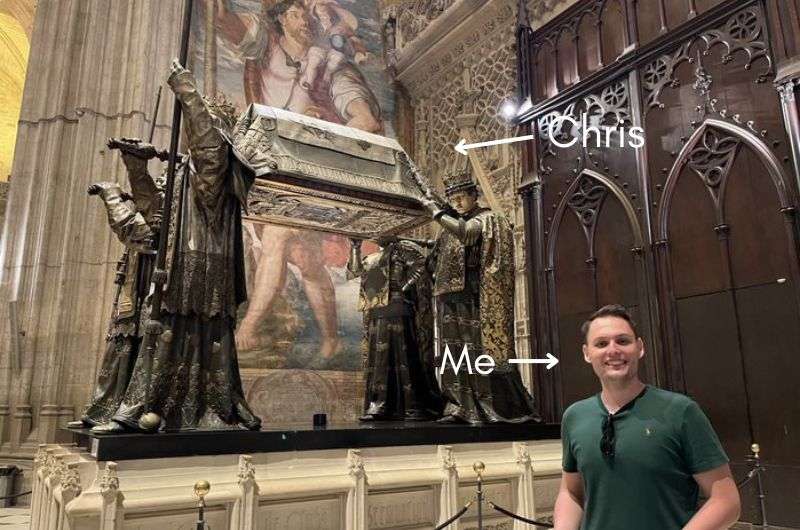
[348, 237, 442, 421]
[422, 169, 540, 425]
[93, 63, 261, 432]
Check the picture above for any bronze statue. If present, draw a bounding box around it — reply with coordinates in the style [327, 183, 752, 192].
[91, 61, 261, 433]
[70, 141, 164, 427]
[419, 165, 540, 425]
[348, 236, 442, 421]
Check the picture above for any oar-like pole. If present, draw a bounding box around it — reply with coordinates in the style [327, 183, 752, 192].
[140, 0, 195, 430]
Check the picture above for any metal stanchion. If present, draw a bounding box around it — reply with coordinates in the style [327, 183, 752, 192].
[431, 461, 553, 529]
[474, 461, 485, 530]
[742, 443, 768, 528]
[194, 480, 210, 530]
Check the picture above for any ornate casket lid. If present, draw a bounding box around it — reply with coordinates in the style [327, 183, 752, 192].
[234, 104, 429, 238]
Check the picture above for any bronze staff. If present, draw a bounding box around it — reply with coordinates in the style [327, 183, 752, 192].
[138, 0, 195, 430]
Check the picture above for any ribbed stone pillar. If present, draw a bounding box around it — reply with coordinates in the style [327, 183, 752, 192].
[0, 0, 188, 456]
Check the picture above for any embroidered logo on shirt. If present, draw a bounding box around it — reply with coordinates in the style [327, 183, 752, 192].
[644, 427, 654, 437]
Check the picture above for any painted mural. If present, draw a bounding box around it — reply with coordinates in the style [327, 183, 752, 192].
[191, 0, 393, 422]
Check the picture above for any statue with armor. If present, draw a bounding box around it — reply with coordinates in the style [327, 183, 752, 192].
[419, 166, 540, 425]
[70, 140, 164, 427]
[91, 61, 261, 433]
[348, 236, 442, 421]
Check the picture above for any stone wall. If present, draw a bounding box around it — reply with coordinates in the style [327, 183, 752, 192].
[0, 181, 7, 227]
[0, 0, 188, 457]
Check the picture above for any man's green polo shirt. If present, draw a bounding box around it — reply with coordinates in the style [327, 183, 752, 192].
[562, 386, 729, 530]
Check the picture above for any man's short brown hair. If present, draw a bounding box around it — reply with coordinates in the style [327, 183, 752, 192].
[581, 304, 639, 344]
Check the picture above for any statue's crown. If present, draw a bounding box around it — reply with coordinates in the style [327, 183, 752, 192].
[443, 168, 477, 197]
[204, 93, 238, 132]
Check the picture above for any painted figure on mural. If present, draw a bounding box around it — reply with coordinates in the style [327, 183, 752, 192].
[347, 236, 442, 421]
[92, 61, 261, 433]
[420, 164, 540, 425]
[210, 0, 384, 360]
[69, 140, 163, 427]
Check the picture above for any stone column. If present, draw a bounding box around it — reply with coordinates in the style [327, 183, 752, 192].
[0, 0, 189, 455]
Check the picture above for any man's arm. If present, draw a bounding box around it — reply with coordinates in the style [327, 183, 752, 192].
[683, 464, 741, 530]
[553, 471, 584, 530]
[208, 0, 249, 46]
[345, 98, 381, 133]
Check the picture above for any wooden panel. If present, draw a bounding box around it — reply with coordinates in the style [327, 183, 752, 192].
[695, 0, 726, 14]
[635, 0, 665, 46]
[724, 147, 794, 289]
[664, 0, 690, 31]
[736, 283, 800, 466]
[675, 293, 752, 462]
[577, 12, 600, 79]
[554, 209, 599, 408]
[540, 42, 559, 99]
[594, 196, 638, 307]
[557, 309, 600, 408]
[737, 283, 800, 527]
[558, 28, 579, 88]
[668, 166, 727, 297]
[601, 0, 626, 65]
[554, 207, 594, 315]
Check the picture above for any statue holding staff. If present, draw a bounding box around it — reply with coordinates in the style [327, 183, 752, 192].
[91, 61, 261, 433]
[417, 162, 540, 425]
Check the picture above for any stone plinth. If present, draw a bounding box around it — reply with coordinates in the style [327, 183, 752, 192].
[30, 438, 562, 530]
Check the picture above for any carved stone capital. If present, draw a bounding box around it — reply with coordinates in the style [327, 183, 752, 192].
[99, 462, 120, 499]
[438, 445, 457, 471]
[514, 441, 532, 467]
[347, 449, 366, 479]
[237, 454, 256, 485]
[61, 462, 82, 496]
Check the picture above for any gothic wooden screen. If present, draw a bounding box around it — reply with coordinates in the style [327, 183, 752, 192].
[517, 0, 800, 525]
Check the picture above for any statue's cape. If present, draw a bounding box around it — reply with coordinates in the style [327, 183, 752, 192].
[477, 211, 516, 365]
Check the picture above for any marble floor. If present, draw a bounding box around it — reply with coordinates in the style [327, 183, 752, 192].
[0, 507, 29, 529]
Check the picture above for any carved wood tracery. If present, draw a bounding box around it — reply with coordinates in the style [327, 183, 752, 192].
[520, 2, 800, 523]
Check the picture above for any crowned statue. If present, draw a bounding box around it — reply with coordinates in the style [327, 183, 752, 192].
[420, 162, 540, 424]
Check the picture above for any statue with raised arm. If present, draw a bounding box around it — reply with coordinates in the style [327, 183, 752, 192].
[91, 61, 261, 433]
[420, 165, 540, 425]
[69, 140, 164, 427]
[347, 236, 442, 421]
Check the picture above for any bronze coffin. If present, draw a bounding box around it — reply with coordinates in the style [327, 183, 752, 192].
[234, 104, 429, 238]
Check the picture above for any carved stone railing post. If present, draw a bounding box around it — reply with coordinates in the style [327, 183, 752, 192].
[99, 462, 124, 530]
[437, 445, 459, 529]
[31, 444, 48, 526]
[59, 461, 83, 528]
[37, 448, 58, 530]
[231, 454, 258, 530]
[346, 449, 367, 530]
[513, 442, 536, 529]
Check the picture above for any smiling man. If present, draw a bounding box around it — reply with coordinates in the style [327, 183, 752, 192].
[554, 304, 741, 530]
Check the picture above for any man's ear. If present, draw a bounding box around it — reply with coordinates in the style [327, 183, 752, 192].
[583, 344, 591, 364]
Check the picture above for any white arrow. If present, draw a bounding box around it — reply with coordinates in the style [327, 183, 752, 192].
[509, 352, 559, 370]
[454, 134, 535, 155]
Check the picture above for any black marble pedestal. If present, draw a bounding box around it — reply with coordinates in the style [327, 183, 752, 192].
[67, 421, 560, 461]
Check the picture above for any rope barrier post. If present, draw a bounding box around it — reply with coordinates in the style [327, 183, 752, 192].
[473, 461, 485, 530]
[750, 443, 768, 528]
[194, 480, 210, 530]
